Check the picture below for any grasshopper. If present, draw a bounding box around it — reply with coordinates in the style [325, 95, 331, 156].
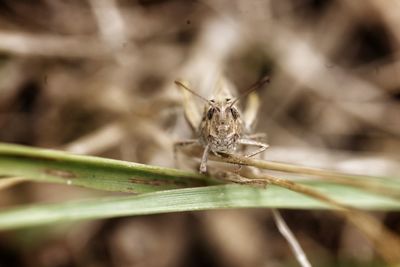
[174, 76, 270, 173]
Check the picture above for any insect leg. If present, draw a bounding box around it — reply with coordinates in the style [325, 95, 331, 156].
[199, 144, 210, 174]
[238, 138, 269, 158]
[243, 132, 267, 140]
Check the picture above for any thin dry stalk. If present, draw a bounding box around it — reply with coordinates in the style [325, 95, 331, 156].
[211, 152, 400, 199]
[271, 209, 312, 267]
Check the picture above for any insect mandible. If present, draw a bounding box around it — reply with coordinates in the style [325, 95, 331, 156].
[174, 76, 270, 173]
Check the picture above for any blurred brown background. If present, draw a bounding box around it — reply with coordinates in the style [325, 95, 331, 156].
[0, 0, 399, 266]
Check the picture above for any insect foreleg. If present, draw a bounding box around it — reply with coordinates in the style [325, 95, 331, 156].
[174, 140, 211, 173]
[199, 144, 210, 173]
[238, 138, 269, 158]
[173, 139, 199, 151]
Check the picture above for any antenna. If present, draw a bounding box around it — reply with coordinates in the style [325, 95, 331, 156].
[174, 80, 212, 104]
[230, 76, 270, 107]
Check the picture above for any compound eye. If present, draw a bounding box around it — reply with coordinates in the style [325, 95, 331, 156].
[230, 107, 239, 120]
[225, 98, 231, 102]
[207, 108, 215, 120]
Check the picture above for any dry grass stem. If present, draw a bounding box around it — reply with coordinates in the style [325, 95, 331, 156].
[271, 209, 312, 267]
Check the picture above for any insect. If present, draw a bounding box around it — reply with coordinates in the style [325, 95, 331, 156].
[174, 76, 270, 173]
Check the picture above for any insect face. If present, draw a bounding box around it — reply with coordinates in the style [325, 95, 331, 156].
[206, 100, 240, 129]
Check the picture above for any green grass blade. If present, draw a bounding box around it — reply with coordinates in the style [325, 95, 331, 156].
[0, 142, 217, 193]
[1, 142, 400, 231]
[0, 183, 400, 230]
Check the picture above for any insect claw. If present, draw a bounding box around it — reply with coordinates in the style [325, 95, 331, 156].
[199, 163, 207, 174]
